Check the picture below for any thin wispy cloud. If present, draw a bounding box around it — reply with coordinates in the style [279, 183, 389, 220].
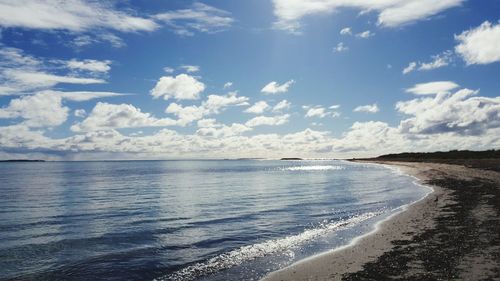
[154, 2, 234, 36]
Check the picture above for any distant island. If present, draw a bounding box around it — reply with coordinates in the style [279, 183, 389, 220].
[280, 157, 303, 160]
[0, 159, 45, 162]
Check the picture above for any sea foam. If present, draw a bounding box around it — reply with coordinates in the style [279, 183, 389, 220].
[155, 211, 379, 281]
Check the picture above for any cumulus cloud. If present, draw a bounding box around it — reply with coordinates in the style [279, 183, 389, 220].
[150, 74, 205, 101]
[71, 102, 178, 132]
[0, 90, 123, 127]
[356, 30, 375, 38]
[273, 100, 291, 112]
[165, 103, 206, 126]
[197, 122, 251, 138]
[74, 109, 86, 118]
[272, 0, 464, 33]
[245, 101, 270, 114]
[0, 92, 69, 127]
[406, 81, 459, 95]
[340, 27, 352, 35]
[154, 2, 234, 36]
[1, 96, 498, 159]
[397, 88, 500, 135]
[203, 92, 249, 112]
[165, 92, 249, 125]
[0, 0, 158, 32]
[455, 21, 500, 65]
[180, 65, 200, 73]
[261, 80, 295, 94]
[223, 82, 233, 89]
[353, 103, 380, 113]
[333, 42, 348, 53]
[245, 114, 290, 127]
[353, 103, 379, 113]
[304, 105, 340, 118]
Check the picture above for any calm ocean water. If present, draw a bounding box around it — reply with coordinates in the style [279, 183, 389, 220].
[0, 160, 429, 281]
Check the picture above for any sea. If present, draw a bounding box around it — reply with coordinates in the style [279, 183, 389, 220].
[0, 160, 430, 281]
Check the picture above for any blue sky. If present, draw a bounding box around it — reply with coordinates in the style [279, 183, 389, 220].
[0, 0, 499, 160]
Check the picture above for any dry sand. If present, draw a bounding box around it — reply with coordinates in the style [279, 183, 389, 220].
[261, 161, 500, 281]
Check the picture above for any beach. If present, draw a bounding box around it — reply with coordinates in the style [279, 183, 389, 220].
[262, 160, 500, 281]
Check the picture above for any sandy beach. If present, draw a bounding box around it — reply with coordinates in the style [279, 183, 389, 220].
[262, 160, 500, 281]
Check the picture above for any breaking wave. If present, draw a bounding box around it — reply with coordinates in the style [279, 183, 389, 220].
[154, 212, 379, 281]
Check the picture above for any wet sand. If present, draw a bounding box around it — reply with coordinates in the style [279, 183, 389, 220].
[262, 160, 500, 281]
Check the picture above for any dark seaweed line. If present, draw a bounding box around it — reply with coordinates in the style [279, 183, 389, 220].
[341, 175, 500, 280]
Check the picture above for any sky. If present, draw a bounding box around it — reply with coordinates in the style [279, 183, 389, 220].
[0, 0, 499, 160]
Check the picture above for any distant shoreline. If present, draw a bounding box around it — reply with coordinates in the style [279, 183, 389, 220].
[0, 159, 45, 162]
[262, 159, 500, 280]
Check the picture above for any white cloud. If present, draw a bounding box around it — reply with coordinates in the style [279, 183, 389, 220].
[402, 62, 417, 74]
[203, 92, 249, 113]
[197, 118, 219, 128]
[74, 109, 86, 118]
[397, 88, 500, 135]
[2, 100, 499, 159]
[304, 105, 340, 118]
[245, 101, 270, 114]
[48, 90, 126, 101]
[406, 81, 459, 95]
[245, 114, 290, 127]
[0, 47, 40, 67]
[356, 30, 374, 38]
[180, 65, 200, 73]
[66, 59, 112, 73]
[273, 100, 291, 112]
[419, 51, 452, 70]
[223, 82, 233, 89]
[197, 123, 251, 138]
[0, 47, 111, 95]
[0, 89, 125, 128]
[0, 0, 158, 32]
[333, 42, 348, 53]
[71, 102, 178, 132]
[0, 92, 69, 127]
[403, 51, 453, 74]
[150, 74, 205, 101]
[163, 67, 175, 74]
[165, 92, 249, 125]
[354, 103, 379, 113]
[455, 21, 500, 65]
[261, 80, 295, 94]
[377, 0, 464, 27]
[4, 70, 105, 90]
[272, 0, 464, 33]
[340, 27, 352, 35]
[305, 107, 328, 118]
[165, 103, 206, 126]
[71, 33, 126, 48]
[154, 2, 234, 36]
